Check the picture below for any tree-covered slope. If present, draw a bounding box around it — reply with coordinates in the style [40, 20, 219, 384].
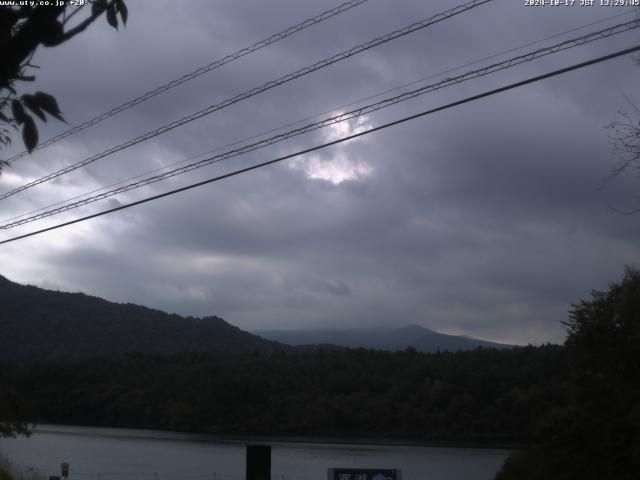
[0, 275, 290, 362]
[2, 345, 565, 442]
[496, 267, 640, 479]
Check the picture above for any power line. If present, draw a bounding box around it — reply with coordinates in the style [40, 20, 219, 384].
[4, 0, 372, 163]
[14, 11, 624, 221]
[2, 44, 638, 246]
[12, 7, 630, 228]
[2, 18, 637, 229]
[8, 10, 629, 229]
[0, 0, 493, 201]
[329, 9, 635, 115]
[5, 8, 626, 227]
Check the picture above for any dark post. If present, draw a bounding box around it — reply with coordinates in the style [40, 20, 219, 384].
[246, 444, 271, 480]
[61, 463, 69, 480]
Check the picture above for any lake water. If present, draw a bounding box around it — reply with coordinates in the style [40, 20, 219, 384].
[0, 425, 510, 480]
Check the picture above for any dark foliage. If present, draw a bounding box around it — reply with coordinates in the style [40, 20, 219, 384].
[0, 1, 127, 159]
[497, 268, 640, 480]
[2, 269, 638, 479]
[0, 384, 29, 438]
[0, 275, 291, 362]
[0, 345, 565, 443]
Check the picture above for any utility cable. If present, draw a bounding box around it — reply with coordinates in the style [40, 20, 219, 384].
[3, 8, 628, 227]
[2, 19, 637, 229]
[1, 44, 638, 246]
[4, 0, 372, 163]
[0, 0, 493, 200]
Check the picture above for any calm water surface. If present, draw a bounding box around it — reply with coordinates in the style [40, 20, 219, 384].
[0, 425, 509, 480]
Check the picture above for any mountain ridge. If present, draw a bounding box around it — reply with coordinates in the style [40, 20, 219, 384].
[0, 274, 511, 362]
[254, 324, 512, 353]
[0, 274, 292, 362]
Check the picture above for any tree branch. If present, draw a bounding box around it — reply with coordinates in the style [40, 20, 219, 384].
[0, 6, 64, 83]
[50, 2, 111, 46]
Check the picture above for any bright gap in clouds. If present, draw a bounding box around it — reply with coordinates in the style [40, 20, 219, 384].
[288, 115, 374, 185]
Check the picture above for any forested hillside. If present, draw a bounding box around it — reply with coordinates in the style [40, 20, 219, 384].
[1, 345, 563, 443]
[496, 268, 640, 479]
[0, 275, 290, 361]
[1, 269, 638, 478]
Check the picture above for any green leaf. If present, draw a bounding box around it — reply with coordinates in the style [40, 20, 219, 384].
[106, 3, 118, 29]
[22, 94, 47, 122]
[33, 92, 64, 122]
[11, 100, 26, 125]
[115, 0, 128, 25]
[22, 115, 38, 153]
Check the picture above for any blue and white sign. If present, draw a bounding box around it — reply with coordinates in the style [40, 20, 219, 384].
[327, 468, 401, 480]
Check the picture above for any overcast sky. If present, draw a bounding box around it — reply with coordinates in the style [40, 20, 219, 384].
[1, 0, 639, 344]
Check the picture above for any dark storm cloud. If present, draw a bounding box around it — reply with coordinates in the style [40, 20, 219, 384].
[1, 0, 639, 344]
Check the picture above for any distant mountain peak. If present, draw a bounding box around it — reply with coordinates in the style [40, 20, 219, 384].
[255, 325, 512, 353]
[395, 324, 434, 334]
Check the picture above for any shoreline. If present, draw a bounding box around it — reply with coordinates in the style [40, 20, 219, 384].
[30, 423, 521, 450]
